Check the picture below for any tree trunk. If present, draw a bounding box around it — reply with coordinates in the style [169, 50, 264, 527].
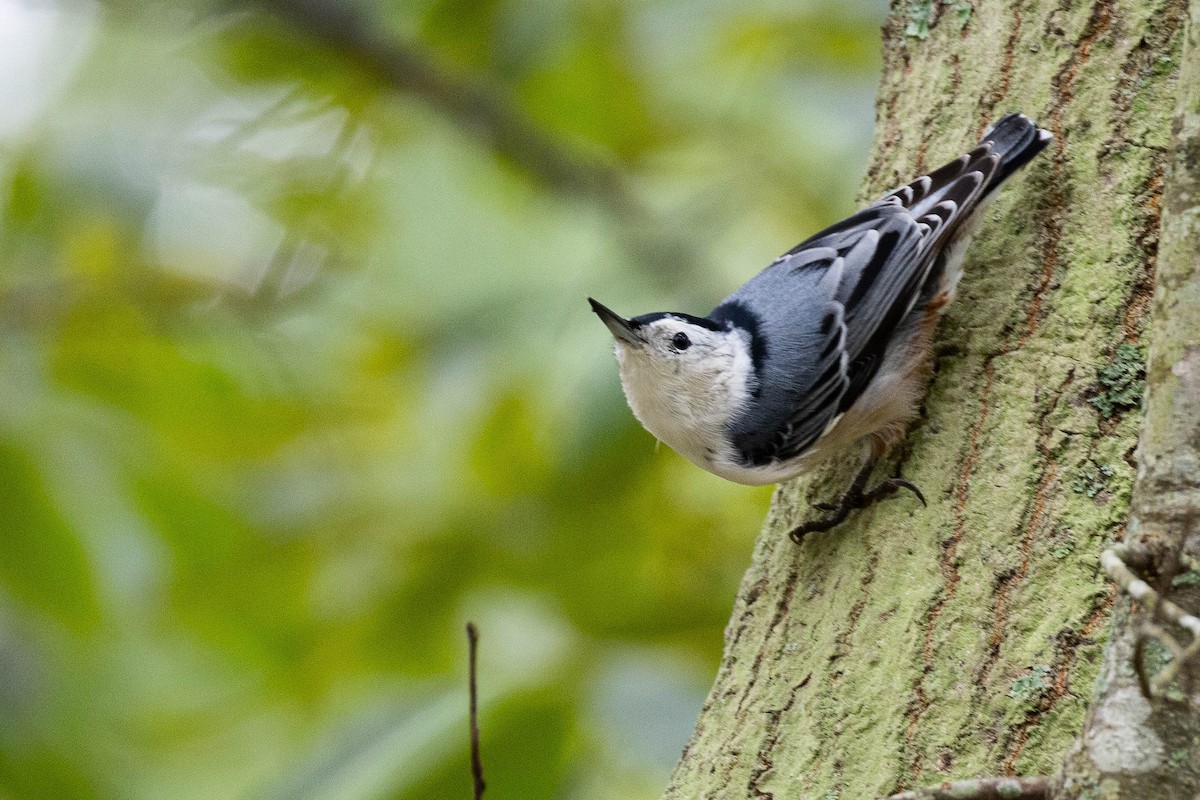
[663, 1, 1185, 797]
[1056, 0, 1200, 795]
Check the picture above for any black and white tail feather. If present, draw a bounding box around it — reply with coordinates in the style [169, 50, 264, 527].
[591, 113, 1051, 513]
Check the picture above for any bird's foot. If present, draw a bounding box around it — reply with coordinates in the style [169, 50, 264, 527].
[788, 474, 926, 545]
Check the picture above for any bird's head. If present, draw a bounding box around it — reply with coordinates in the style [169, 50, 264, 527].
[588, 297, 755, 463]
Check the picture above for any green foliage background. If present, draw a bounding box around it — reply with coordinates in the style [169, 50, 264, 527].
[0, 0, 884, 797]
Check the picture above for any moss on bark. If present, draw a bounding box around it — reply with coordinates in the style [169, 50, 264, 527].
[1057, 0, 1200, 796]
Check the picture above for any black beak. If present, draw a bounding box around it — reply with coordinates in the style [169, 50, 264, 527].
[588, 298, 642, 345]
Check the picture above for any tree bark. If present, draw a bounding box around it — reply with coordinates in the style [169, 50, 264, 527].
[663, 1, 1186, 797]
[1055, 0, 1200, 795]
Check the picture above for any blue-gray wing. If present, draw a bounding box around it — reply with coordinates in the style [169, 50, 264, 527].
[717, 143, 1003, 466]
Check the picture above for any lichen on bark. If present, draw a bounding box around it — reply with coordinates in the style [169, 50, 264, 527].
[1056, 0, 1200, 795]
[662, 1, 1185, 798]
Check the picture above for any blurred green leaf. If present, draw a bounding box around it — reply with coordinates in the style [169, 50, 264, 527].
[518, 21, 667, 160]
[468, 388, 553, 496]
[0, 746, 100, 800]
[420, 0, 504, 70]
[0, 442, 99, 632]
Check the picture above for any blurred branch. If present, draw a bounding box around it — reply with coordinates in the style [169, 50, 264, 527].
[467, 622, 485, 800]
[255, 0, 632, 212]
[253, 0, 699, 284]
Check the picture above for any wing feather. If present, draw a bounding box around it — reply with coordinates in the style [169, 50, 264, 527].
[723, 143, 1002, 465]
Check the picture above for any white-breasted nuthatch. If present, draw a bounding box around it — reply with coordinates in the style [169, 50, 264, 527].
[590, 114, 1052, 541]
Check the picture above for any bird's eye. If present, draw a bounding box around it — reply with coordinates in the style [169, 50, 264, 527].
[672, 332, 691, 351]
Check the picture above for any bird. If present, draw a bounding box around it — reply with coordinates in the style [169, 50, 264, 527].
[590, 113, 1052, 542]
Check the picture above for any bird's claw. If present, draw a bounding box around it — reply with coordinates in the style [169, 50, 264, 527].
[885, 478, 926, 507]
[789, 474, 926, 545]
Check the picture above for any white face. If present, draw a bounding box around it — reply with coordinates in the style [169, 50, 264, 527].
[617, 317, 728, 367]
[612, 316, 755, 470]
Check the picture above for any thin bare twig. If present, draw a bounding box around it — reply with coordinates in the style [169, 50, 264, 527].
[1133, 627, 1157, 699]
[1101, 545, 1200, 637]
[1102, 543, 1200, 696]
[467, 622, 485, 800]
[878, 775, 1055, 800]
